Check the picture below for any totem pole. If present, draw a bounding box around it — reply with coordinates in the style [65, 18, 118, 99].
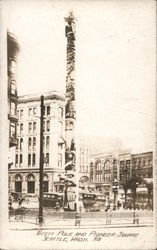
[64, 11, 77, 211]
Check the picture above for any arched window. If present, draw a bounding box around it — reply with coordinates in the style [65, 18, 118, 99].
[27, 174, 35, 194]
[104, 161, 110, 171]
[96, 162, 101, 171]
[15, 174, 22, 193]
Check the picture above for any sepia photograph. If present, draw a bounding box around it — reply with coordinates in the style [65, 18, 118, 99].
[0, 0, 156, 249]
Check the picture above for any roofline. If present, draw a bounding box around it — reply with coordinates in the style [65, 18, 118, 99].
[18, 91, 66, 103]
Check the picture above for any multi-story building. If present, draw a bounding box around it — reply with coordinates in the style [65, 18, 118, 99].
[78, 136, 123, 188]
[7, 32, 20, 148]
[131, 152, 153, 179]
[9, 91, 66, 196]
[89, 151, 153, 208]
[89, 152, 119, 195]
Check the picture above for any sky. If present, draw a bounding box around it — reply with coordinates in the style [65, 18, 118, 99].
[7, 0, 156, 153]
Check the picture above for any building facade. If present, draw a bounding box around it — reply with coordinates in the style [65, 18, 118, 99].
[9, 91, 66, 196]
[89, 151, 153, 209]
[7, 32, 20, 148]
[78, 136, 123, 189]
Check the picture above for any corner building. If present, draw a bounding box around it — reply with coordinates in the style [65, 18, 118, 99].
[9, 91, 66, 196]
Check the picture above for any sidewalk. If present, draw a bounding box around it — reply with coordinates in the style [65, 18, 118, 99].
[9, 216, 153, 231]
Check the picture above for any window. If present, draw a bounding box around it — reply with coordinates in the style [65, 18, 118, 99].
[15, 155, 18, 165]
[11, 81, 16, 95]
[10, 122, 16, 138]
[16, 139, 19, 150]
[46, 153, 49, 165]
[17, 110, 19, 119]
[32, 154, 36, 166]
[33, 108, 37, 115]
[28, 122, 32, 133]
[28, 108, 32, 116]
[43, 121, 45, 132]
[27, 174, 35, 193]
[33, 122, 36, 133]
[43, 137, 45, 147]
[104, 173, 111, 182]
[46, 136, 50, 148]
[20, 110, 23, 120]
[20, 123, 23, 134]
[10, 102, 16, 116]
[20, 154, 23, 166]
[20, 138, 23, 150]
[104, 161, 110, 171]
[47, 106, 50, 116]
[28, 154, 31, 166]
[58, 154, 62, 167]
[28, 137, 31, 149]
[43, 106, 45, 116]
[10, 60, 16, 73]
[47, 121, 50, 132]
[33, 137, 36, 149]
[58, 107, 63, 118]
[96, 162, 101, 171]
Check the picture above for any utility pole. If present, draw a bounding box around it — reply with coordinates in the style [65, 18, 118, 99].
[39, 95, 44, 227]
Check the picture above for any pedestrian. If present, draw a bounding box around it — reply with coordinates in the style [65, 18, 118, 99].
[133, 212, 139, 225]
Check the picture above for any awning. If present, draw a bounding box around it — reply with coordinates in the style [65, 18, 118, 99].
[136, 187, 147, 194]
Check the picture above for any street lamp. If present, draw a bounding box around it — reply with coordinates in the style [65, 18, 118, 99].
[112, 178, 118, 210]
[39, 95, 44, 227]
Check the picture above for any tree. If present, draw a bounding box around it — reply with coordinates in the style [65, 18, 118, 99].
[145, 181, 153, 208]
[127, 176, 144, 210]
[122, 181, 130, 209]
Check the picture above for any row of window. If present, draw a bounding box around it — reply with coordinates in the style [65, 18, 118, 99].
[80, 165, 88, 173]
[14, 180, 49, 193]
[16, 136, 51, 150]
[15, 153, 63, 168]
[95, 173, 112, 182]
[16, 137, 64, 152]
[17, 107, 64, 120]
[95, 161, 113, 171]
[17, 121, 63, 135]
